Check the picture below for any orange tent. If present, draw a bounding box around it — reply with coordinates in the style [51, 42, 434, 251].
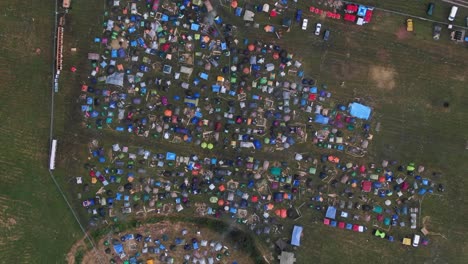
[280, 209, 287, 218]
[378, 176, 386, 183]
[202, 36, 210, 43]
[243, 67, 250, 74]
[218, 184, 226, 192]
[248, 43, 255, 51]
[265, 203, 274, 210]
[231, 1, 238, 8]
[164, 109, 172, 117]
[218, 199, 225, 206]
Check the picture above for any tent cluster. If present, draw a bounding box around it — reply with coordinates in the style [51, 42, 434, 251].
[111, 225, 236, 264]
[72, 1, 440, 258]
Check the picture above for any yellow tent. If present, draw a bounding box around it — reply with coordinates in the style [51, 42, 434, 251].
[402, 238, 411, 246]
[146, 260, 154, 264]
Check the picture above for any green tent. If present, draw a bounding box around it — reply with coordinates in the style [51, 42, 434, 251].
[373, 205, 383, 214]
[201, 142, 207, 149]
[207, 143, 214, 150]
[270, 167, 282, 176]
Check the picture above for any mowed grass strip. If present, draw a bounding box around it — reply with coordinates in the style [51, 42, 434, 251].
[0, 0, 82, 262]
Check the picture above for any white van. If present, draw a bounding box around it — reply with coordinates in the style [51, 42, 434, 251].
[412, 234, 421, 247]
[448, 6, 458, 21]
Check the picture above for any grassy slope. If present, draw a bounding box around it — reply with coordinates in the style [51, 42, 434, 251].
[0, 0, 81, 262]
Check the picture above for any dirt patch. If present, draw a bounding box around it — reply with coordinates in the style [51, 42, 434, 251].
[68, 221, 255, 264]
[369, 65, 397, 90]
[395, 26, 411, 40]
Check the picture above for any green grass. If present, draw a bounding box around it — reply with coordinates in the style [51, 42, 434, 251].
[0, 0, 82, 262]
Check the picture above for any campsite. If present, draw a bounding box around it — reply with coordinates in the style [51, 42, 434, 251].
[0, 0, 467, 263]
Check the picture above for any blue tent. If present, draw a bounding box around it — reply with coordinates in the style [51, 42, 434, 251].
[357, 5, 368, 16]
[191, 23, 200, 31]
[349, 102, 371, 120]
[235, 7, 243, 16]
[291, 225, 303, 246]
[113, 244, 124, 255]
[325, 206, 337, 219]
[166, 152, 176, 161]
[273, 192, 283, 202]
[200, 72, 208, 80]
[212, 85, 221, 92]
[315, 115, 329, 125]
[253, 140, 262, 149]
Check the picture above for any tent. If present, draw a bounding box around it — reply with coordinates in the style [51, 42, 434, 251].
[344, 13, 357, 22]
[362, 180, 372, 192]
[113, 244, 124, 255]
[314, 114, 329, 125]
[166, 152, 176, 160]
[270, 167, 282, 176]
[291, 225, 303, 246]
[349, 102, 371, 120]
[325, 206, 337, 219]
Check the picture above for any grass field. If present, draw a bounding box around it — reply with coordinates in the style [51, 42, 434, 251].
[0, 0, 82, 262]
[1, 0, 467, 263]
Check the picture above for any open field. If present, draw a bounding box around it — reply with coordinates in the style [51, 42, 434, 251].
[0, 0, 467, 263]
[0, 0, 82, 262]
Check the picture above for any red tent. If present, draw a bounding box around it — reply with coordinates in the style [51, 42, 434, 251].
[401, 181, 409, 191]
[352, 224, 360, 232]
[346, 4, 358, 13]
[364, 9, 373, 23]
[376, 214, 384, 222]
[344, 13, 357, 22]
[323, 218, 330, 225]
[309, 6, 315, 12]
[270, 9, 277, 17]
[338, 222, 345, 229]
[161, 43, 171, 52]
[362, 180, 372, 192]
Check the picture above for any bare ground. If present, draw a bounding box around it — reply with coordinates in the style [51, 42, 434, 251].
[67, 221, 255, 264]
[369, 65, 397, 90]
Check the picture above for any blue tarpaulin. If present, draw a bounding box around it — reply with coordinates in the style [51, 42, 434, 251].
[291, 225, 303, 246]
[326, 206, 337, 219]
[349, 102, 371, 120]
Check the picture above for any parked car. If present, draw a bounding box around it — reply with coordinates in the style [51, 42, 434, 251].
[412, 234, 420, 247]
[406, 19, 413, 32]
[302, 18, 308, 30]
[448, 6, 458, 22]
[315, 23, 322, 35]
[323, 30, 330, 41]
[426, 3, 434, 16]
